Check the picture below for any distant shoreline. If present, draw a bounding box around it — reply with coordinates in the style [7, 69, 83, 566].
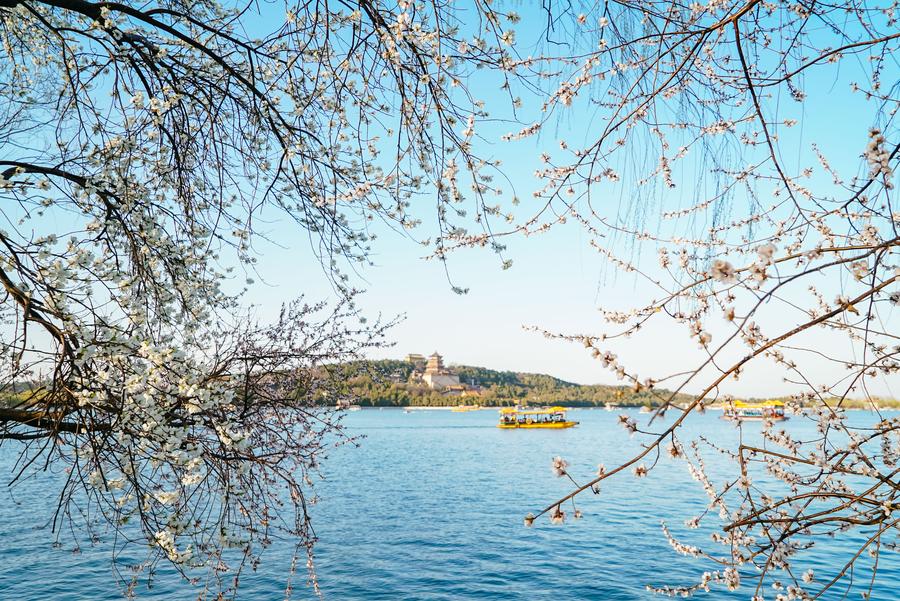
[334, 359, 899, 411]
[347, 404, 900, 412]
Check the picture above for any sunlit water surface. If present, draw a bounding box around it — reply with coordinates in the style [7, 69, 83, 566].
[2, 409, 898, 600]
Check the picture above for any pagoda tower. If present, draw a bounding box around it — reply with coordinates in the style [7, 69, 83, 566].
[421, 351, 460, 390]
[425, 352, 444, 374]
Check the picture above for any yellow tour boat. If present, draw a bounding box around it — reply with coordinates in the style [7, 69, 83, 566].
[497, 406, 579, 429]
[723, 400, 787, 421]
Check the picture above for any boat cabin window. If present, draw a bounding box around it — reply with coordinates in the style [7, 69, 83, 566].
[511, 412, 565, 423]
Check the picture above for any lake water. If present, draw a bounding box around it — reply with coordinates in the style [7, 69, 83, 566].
[1, 408, 898, 599]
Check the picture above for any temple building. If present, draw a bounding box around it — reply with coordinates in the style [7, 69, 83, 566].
[422, 352, 461, 389]
[408, 351, 461, 390]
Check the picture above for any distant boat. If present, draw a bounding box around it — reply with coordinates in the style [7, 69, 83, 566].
[451, 404, 480, 412]
[497, 406, 578, 429]
[723, 400, 787, 421]
[639, 406, 652, 414]
[604, 402, 618, 411]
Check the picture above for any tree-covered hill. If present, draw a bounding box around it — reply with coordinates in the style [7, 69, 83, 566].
[328, 359, 693, 408]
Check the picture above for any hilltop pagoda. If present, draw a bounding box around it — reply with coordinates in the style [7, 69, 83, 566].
[421, 352, 461, 390]
[406, 351, 462, 390]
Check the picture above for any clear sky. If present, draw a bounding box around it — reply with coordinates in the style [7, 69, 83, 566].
[237, 3, 899, 400]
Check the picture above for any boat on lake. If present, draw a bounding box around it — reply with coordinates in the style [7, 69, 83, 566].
[497, 406, 579, 429]
[723, 400, 787, 421]
[451, 404, 480, 412]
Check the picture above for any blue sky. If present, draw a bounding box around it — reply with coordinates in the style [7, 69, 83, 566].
[2, 2, 895, 404]
[236, 3, 899, 399]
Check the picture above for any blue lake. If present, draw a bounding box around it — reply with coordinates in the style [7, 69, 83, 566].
[1, 408, 897, 599]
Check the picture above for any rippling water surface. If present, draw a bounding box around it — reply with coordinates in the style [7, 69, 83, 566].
[2, 409, 898, 600]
